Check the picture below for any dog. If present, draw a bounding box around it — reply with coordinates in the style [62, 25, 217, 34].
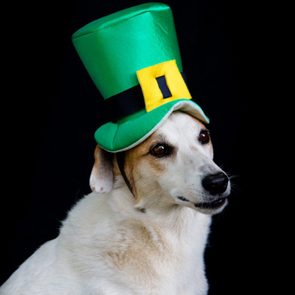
[0, 111, 230, 295]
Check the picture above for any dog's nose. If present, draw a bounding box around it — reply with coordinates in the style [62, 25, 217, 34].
[202, 172, 229, 195]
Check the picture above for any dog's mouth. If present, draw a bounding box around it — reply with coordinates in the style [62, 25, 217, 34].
[194, 197, 227, 210]
[177, 195, 228, 211]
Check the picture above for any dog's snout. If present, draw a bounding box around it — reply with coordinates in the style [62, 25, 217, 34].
[202, 172, 229, 195]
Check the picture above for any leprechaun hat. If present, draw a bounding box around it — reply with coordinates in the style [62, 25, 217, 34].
[72, 2, 209, 152]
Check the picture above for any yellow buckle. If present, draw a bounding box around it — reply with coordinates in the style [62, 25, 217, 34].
[136, 60, 192, 112]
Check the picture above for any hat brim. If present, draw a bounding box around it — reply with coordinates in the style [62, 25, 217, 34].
[94, 99, 209, 152]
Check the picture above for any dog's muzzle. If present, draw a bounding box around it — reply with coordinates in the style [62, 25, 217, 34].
[193, 172, 230, 211]
[202, 172, 229, 196]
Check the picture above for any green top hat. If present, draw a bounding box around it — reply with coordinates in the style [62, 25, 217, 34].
[72, 2, 209, 152]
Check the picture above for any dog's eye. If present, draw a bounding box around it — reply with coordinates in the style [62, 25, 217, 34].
[150, 143, 173, 158]
[198, 129, 210, 144]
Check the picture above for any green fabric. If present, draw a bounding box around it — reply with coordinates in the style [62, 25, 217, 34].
[72, 3, 209, 152]
[95, 99, 209, 152]
[72, 2, 182, 99]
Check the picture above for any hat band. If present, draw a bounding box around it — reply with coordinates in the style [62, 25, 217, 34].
[105, 72, 188, 122]
[104, 84, 145, 122]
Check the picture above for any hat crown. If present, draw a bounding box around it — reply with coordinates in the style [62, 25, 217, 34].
[72, 2, 182, 99]
[72, 3, 209, 152]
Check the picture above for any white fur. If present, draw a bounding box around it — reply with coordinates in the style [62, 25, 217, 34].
[0, 112, 230, 295]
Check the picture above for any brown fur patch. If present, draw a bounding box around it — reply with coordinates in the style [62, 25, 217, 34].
[146, 158, 165, 173]
[121, 132, 168, 200]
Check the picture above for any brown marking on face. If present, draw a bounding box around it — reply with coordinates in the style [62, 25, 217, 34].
[112, 157, 121, 178]
[122, 144, 147, 200]
[146, 157, 165, 173]
[120, 132, 170, 200]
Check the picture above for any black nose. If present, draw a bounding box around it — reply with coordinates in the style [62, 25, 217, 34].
[202, 172, 229, 195]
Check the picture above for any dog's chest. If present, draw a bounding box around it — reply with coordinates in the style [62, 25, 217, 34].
[82, 220, 208, 294]
[81, 237, 206, 294]
[61, 194, 211, 294]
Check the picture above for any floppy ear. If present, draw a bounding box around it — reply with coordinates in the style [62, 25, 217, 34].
[89, 145, 114, 193]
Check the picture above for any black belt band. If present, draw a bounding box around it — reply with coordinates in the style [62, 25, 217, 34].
[104, 72, 187, 122]
[104, 85, 145, 122]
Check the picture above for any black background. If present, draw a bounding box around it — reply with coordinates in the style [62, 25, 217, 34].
[1, 0, 279, 294]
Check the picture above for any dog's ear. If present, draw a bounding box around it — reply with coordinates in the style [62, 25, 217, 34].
[90, 145, 114, 193]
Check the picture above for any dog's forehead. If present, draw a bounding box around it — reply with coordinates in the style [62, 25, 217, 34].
[155, 112, 205, 140]
[128, 112, 206, 155]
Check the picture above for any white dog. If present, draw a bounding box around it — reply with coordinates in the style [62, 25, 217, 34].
[0, 111, 230, 295]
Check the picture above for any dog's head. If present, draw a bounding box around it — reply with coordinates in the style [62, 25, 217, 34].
[90, 111, 230, 215]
